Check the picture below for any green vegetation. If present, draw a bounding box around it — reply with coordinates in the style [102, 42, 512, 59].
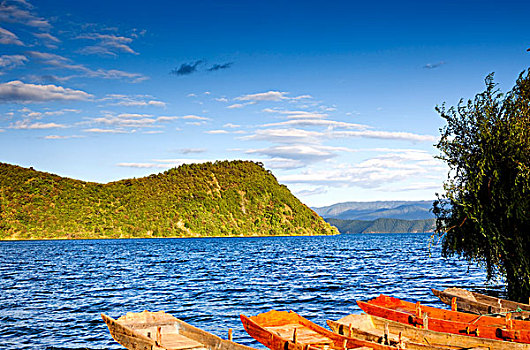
[433, 69, 530, 302]
[0, 160, 338, 240]
[326, 218, 435, 234]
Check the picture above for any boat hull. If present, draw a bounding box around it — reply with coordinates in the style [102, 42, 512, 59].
[102, 311, 257, 350]
[432, 288, 530, 319]
[241, 309, 398, 350]
[357, 295, 530, 344]
[328, 313, 530, 350]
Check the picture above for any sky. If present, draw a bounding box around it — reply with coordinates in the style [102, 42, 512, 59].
[0, 0, 529, 207]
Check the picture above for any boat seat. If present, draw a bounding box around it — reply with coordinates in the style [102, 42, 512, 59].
[137, 326, 206, 350]
[265, 324, 333, 345]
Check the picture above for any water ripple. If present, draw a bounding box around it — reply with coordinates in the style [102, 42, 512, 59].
[0, 233, 491, 349]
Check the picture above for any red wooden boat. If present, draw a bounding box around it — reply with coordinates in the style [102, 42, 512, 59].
[357, 295, 530, 344]
[240, 309, 401, 350]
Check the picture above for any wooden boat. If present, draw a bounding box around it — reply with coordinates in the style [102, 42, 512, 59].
[102, 311, 258, 350]
[357, 295, 530, 343]
[432, 288, 530, 319]
[328, 313, 530, 350]
[240, 309, 401, 350]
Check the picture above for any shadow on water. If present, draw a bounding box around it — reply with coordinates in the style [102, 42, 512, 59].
[0, 233, 491, 349]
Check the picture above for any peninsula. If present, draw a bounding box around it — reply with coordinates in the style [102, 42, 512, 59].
[0, 161, 337, 240]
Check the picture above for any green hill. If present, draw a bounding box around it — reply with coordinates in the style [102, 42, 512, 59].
[326, 218, 435, 233]
[0, 161, 338, 240]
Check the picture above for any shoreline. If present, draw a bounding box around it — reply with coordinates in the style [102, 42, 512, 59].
[0, 232, 340, 242]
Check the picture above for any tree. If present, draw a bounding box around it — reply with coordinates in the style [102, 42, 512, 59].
[433, 69, 530, 302]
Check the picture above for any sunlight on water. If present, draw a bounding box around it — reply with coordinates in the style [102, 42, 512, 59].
[0, 233, 490, 349]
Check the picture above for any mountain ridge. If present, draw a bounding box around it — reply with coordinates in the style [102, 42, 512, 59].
[0, 161, 338, 240]
[312, 200, 434, 220]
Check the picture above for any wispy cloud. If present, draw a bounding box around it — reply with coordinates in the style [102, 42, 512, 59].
[423, 61, 446, 69]
[170, 60, 203, 76]
[262, 118, 369, 129]
[84, 128, 129, 134]
[33, 32, 60, 48]
[205, 129, 229, 134]
[241, 128, 323, 144]
[246, 144, 352, 164]
[102, 94, 166, 107]
[0, 54, 27, 71]
[77, 33, 138, 56]
[44, 134, 84, 139]
[235, 91, 289, 102]
[27, 51, 148, 82]
[227, 102, 255, 109]
[278, 149, 444, 189]
[10, 120, 66, 129]
[0, 1, 51, 29]
[179, 148, 206, 154]
[0, 80, 92, 103]
[0, 26, 23, 45]
[331, 130, 436, 142]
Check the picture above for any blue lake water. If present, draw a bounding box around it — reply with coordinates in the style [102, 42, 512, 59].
[0, 233, 494, 350]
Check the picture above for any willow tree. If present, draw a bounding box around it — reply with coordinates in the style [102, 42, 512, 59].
[433, 69, 530, 302]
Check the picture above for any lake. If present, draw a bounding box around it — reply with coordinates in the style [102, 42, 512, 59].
[0, 233, 493, 349]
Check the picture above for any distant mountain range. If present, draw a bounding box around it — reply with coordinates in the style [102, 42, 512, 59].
[312, 200, 435, 220]
[325, 218, 435, 234]
[312, 201, 436, 234]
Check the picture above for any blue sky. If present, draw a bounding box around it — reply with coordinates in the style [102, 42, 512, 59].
[1, 0, 529, 206]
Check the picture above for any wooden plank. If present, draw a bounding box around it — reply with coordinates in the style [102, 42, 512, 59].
[265, 324, 333, 345]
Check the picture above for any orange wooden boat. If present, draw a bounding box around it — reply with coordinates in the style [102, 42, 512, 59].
[240, 310, 401, 350]
[357, 295, 530, 344]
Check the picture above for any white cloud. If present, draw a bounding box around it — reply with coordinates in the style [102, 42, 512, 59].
[227, 102, 254, 109]
[76, 33, 138, 56]
[156, 116, 179, 122]
[0, 2, 51, 29]
[116, 113, 153, 118]
[215, 97, 228, 102]
[0, 54, 27, 70]
[278, 149, 445, 190]
[118, 158, 216, 169]
[262, 109, 328, 119]
[331, 130, 436, 142]
[0, 81, 92, 103]
[0, 27, 23, 45]
[235, 91, 313, 103]
[223, 123, 240, 128]
[117, 162, 168, 168]
[10, 121, 66, 129]
[263, 118, 369, 130]
[181, 115, 210, 121]
[84, 128, 128, 133]
[28, 51, 148, 83]
[103, 94, 166, 107]
[91, 115, 156, 128]
[33, 32, 60, 43]
[205, 129, 229, 134]
[179, 148, 206, 154]
[241, 128, 323, 144]
[235, 91, 288, 102]
[294, 186, 328, 197]
[44, 135, 84, 139]
[246, 144, 352, 163]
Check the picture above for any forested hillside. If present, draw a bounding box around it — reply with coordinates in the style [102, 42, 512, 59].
[0, 161, 337, 240]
